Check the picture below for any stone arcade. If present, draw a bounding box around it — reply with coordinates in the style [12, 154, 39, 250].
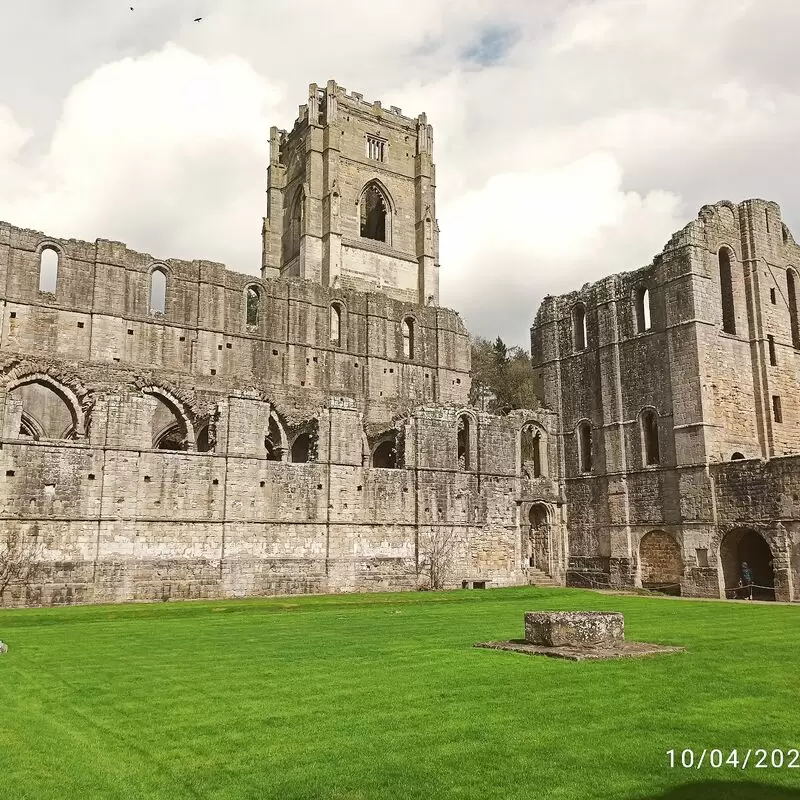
[1, 81, 799, 606]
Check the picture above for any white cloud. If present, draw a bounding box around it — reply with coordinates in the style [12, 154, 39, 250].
[1, 45, 281, 268]
[440, 153, 684, 345]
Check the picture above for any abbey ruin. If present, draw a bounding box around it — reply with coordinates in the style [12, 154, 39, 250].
[1, 80, 798, 605]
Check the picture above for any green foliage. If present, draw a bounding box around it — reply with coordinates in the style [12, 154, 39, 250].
[245, 287, 259, 327]
[1, 588, 799, 799]
[469, 335, 539, 413]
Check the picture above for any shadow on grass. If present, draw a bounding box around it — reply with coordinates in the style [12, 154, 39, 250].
[634, 781, 800, 799]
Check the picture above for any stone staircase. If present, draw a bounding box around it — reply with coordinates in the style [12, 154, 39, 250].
[528, 568, 560, 588]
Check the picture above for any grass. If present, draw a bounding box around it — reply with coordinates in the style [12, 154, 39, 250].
[1, 587, 799, 800]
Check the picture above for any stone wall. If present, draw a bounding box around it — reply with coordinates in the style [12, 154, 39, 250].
[0, 218, 562, 606]
[531, 198, 800, 602]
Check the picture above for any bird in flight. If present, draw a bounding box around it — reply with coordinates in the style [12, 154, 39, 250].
[194, 17, 202, 22]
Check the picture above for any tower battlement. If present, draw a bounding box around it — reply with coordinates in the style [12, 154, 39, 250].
[262, 80, 439, 306]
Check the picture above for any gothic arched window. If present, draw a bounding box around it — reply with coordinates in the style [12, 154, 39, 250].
[360, 183, 388, 242]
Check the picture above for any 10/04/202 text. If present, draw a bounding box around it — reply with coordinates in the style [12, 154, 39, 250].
[667, 749, 799, 769]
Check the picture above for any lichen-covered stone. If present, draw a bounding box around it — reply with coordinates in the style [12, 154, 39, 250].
[524, 611, 624, 648]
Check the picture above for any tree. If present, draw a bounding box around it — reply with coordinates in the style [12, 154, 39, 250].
[469, 335, 540, 414]
[418, 528, 458, 590]
[0, 531, 44, 602]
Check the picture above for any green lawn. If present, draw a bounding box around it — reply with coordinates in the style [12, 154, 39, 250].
[1, 587, 799, 800]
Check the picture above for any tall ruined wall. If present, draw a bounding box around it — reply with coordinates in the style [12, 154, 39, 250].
[0, 220, 467, 426]
[0, 219, 561, 606]
[0, 392, 562, 606]
[530, 198, 800, 601]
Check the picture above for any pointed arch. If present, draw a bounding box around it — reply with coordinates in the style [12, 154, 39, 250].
[520, 421, 547, 479]
[6, 374, 85, 439]
[265, 410, 289, 461]
[140, 386, 195, 450]
[283, 186, 304, 262]
[359, 179, 393, 245]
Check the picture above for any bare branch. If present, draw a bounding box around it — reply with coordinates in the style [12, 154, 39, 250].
[0, 531, 44, 601]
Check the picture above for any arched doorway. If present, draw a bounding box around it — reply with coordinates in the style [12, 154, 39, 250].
[638, 531, 682, 596]
[720, 529, 775, 601]
[527, 504, 551, 575]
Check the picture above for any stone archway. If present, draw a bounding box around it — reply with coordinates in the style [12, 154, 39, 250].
[527, 503, 552, 575]
[638, 531, 683, 596]
[720, 529, 775, 601]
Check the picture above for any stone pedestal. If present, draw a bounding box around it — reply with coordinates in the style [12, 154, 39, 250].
[475, 610, 684, 661]
[525, 611, 624, 648]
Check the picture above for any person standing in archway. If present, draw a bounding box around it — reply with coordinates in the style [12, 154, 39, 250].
[741, 561, 754, 600]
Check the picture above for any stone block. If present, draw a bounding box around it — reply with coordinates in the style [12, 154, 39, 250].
[524, 611, 624, 648]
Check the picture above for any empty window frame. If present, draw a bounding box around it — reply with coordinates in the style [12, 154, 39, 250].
[457, 414, 471, 470]
[773, 395, 783, 423]
[577, 421, 592, 473]
[39, 247, 59, 293]
[149, 268, 167, 315]
[768, 334, 777, 366]
[365, 135, 386, 162]
[640, 408, 660, 466]
[520, 424, 546, 478]
[635, 287, 652, 333]
[360, 182, 388, 242]
[402, 317, 415, 359]
[719, 248, 736, 334]
[330, 303, 342, 347]
[245, 286, 260, 327]
[572, 303, 587, 351]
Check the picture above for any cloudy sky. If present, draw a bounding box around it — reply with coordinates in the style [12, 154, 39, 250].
[2, 1, 800, 347]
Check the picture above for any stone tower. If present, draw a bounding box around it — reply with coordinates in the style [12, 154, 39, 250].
[261, 80, 439, 306]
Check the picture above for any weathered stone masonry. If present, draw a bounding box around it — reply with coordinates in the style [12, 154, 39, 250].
[531, 199, 800, 601]
[0, 81, 565, 606]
